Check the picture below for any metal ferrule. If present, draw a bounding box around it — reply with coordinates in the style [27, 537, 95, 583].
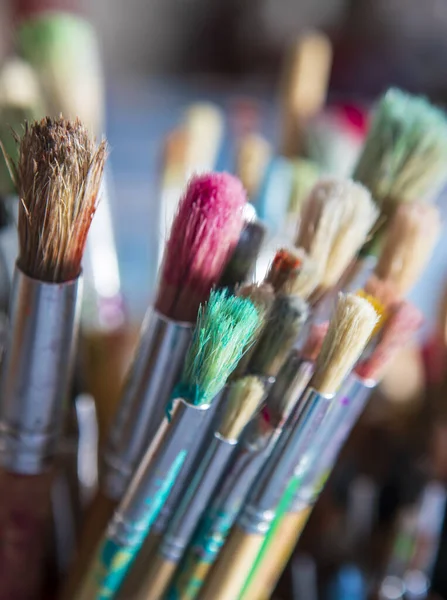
[238, 387, 334, 534]
[102, 309, 192, 500]
[289, 374, 377, 512]
[160, 432, 238, 562]
[0, 267, 81, 474]
[108, 398, 210, 548]
[151, 388, 225, 536]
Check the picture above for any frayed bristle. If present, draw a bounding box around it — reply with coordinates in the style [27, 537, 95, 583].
[236, 282, 275, 318]
[248, 294, 309, 377]
[311, 293, 378, 394]
[364, 275, 400, 312]
[156, 172, 247, 321]
[374, 202, 441, 296]
[4, 116, 106, 282]
[218, 376, 265, 439]
[177, 290, 261, 405]
[218, 220, 266, 289]
[353, 88, 447, 209]
[319, 180, 378, 290]
[295, 178, 377, 293]
[356, 301, 424, 381]
[356, 291, 388, 337]
[266, 247, 318, 299]
[301, 322, 329, 361]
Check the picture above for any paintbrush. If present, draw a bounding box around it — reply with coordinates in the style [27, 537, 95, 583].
[347, 88, 447, 287]
[244, 300, 423, 600]
[166, 323, 328, 600]
[295, 178, 378, 302]
[236, 133, 272, 200]
[218, 219, 266, 292]
[74, 290, 262, 600]
[374, 202, 441, 298]
[138, 376, 266, 600]
[0, 116, 105, 599]
[265, 246, 318, 300]
[64, 172, 246, 597]
[199, 293, 378, 600]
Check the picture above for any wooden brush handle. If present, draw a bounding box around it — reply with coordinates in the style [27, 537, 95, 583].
[116, 532, 161, 599]
[169, 552, 213, 600]
[0, 468, 53, 600]
[242, 507, 312, 600]
[61, 490, 117, 600]
[137, 553, 177, 600]
[198, 526, 264, 600]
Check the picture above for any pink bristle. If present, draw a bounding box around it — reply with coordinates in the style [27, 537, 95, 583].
[156, 172, 246, 321]
[355, 301, 424, 382]
[301, 322, 329, 361]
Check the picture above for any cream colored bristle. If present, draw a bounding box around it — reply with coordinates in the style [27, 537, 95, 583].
[375, 203, 441, 296]
[218, 376, 265, 439]
[311, 293, 378, 394]
[320, 181, 378, 289]
[236, 133, 272, 198]
[184, 102, 224, 175]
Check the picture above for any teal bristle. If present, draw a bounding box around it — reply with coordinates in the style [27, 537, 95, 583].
[353, 88, 447, 209]
[177, 290, 262, 405]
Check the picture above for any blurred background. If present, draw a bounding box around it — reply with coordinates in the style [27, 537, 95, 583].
[1, 1, 447, 599]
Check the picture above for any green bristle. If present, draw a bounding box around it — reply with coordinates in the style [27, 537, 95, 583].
[248, 294, 309, 378]
[354, 88, 447, 211]
[176, 290, 262, 405]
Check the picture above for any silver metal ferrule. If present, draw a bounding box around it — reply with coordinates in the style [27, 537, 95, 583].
[108, 398, 210, 548]
[0, 266, 81, 473]
[160, 432, 237, 562]
[151, 387, 226, 536]
[102, 309, 192, 500]
[238, 387, 333, 534]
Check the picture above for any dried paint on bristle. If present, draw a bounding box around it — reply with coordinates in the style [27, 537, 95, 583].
[248, 294, 309, 377]
[266, 247, 317, 299]
[356, 301, 424, 382]
[176, 290, 261, 405]
[311, 293, 378, 395]
[236, 282, 275, 318]
[218, 376, 265, 439]
[301, 322, 329, 361]
[374, 203, 441, 297]
[156, 172, 246, 322]
[356, 291, 387, 337]
[218, 220, 266, 289]
[364, 275, 400, 312]
[353, 88, 447, 210]
[319, 180, 378, 290]
[3, 116, 106, 283]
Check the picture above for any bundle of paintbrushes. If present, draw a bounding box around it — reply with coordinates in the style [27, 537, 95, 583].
[73, 289, 262, 599]
[0, 116, 106, 599]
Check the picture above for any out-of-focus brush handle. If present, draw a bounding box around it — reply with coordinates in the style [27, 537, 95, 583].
[198, 526, 264, 600]
[137, 555, 177, 600]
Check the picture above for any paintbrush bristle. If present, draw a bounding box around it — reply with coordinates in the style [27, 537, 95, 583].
[236, 282, 275, 317]
[374, 202, 441, 296]
[177, 290, 261, 405]
[301, 322, 329, 361]
[266, 247, 317, 299]
[353, 88, 447, 209]
[156, 172, 246, 322]
[356, 301, 423, 381]
[218, 376, 265, 439]
[295, 178, 377, 292]
[237, 133, 271, 199]
[356, 290, 388, 337]
[311, 293, 378, 394]
[3, 116, 106, 283]
[218, 220, 266, 289]
[248, 294, 309, 377]
[364, 275, 400, 312]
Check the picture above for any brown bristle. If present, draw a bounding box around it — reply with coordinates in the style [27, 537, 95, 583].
[266, 246, 317, 299]
[236, 282, 275, 318]
[301, 322, 329, 361]
[374, 202, 441, 297]
[3, 116, 106, 283]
